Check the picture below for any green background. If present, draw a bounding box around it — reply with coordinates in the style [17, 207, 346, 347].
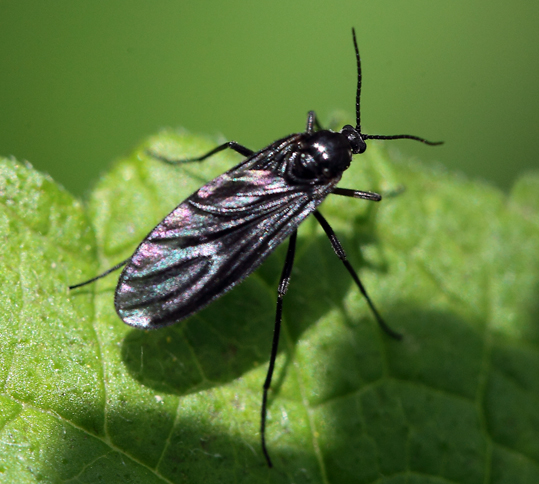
[1, 0, 538, 197]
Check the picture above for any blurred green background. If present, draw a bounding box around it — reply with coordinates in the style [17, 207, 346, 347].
[1, 1, 538, 197]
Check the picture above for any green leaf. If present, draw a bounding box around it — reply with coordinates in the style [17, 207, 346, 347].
[1, 131, 538, 483]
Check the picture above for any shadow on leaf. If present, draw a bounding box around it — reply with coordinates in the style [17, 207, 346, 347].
[120, 218, 385, 397]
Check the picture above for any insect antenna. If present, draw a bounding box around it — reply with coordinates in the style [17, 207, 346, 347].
[363, 133, 443, 145]
[352, 27, 363, 133]
[351, 28, 443, 146]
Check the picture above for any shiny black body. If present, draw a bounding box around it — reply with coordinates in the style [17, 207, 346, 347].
[114, 129, 354, 329]
[70, 28, 441, 468]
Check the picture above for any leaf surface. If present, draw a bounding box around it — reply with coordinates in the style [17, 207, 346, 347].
[1, 132, 538, 483]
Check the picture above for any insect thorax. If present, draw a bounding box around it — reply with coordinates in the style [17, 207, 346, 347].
[290, 130, 353, 183]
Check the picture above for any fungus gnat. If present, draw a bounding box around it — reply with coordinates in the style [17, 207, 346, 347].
[70, 28, 442, 467]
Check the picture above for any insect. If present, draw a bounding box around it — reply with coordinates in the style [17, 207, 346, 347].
[70, 28, 442, 468]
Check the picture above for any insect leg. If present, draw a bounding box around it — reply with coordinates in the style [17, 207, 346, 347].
[261, 230, 297, 468]
[313, 210, 402, 340]
[69, 258, 129, 290]
[305, 110, 325, 134]
[332, 187, 382, 201]
[146, 141, 254, 165]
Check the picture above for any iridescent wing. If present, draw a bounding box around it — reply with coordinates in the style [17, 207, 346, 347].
[115, 169, 333, 328]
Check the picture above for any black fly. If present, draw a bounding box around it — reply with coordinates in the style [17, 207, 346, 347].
[70, 28, 442, 467]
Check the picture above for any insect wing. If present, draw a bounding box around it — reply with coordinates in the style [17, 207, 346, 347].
[115, 170, 327, 329]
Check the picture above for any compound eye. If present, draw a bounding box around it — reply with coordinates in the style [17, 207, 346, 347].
[351, 138, 366, 154]
[341, 125, 367, 154]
